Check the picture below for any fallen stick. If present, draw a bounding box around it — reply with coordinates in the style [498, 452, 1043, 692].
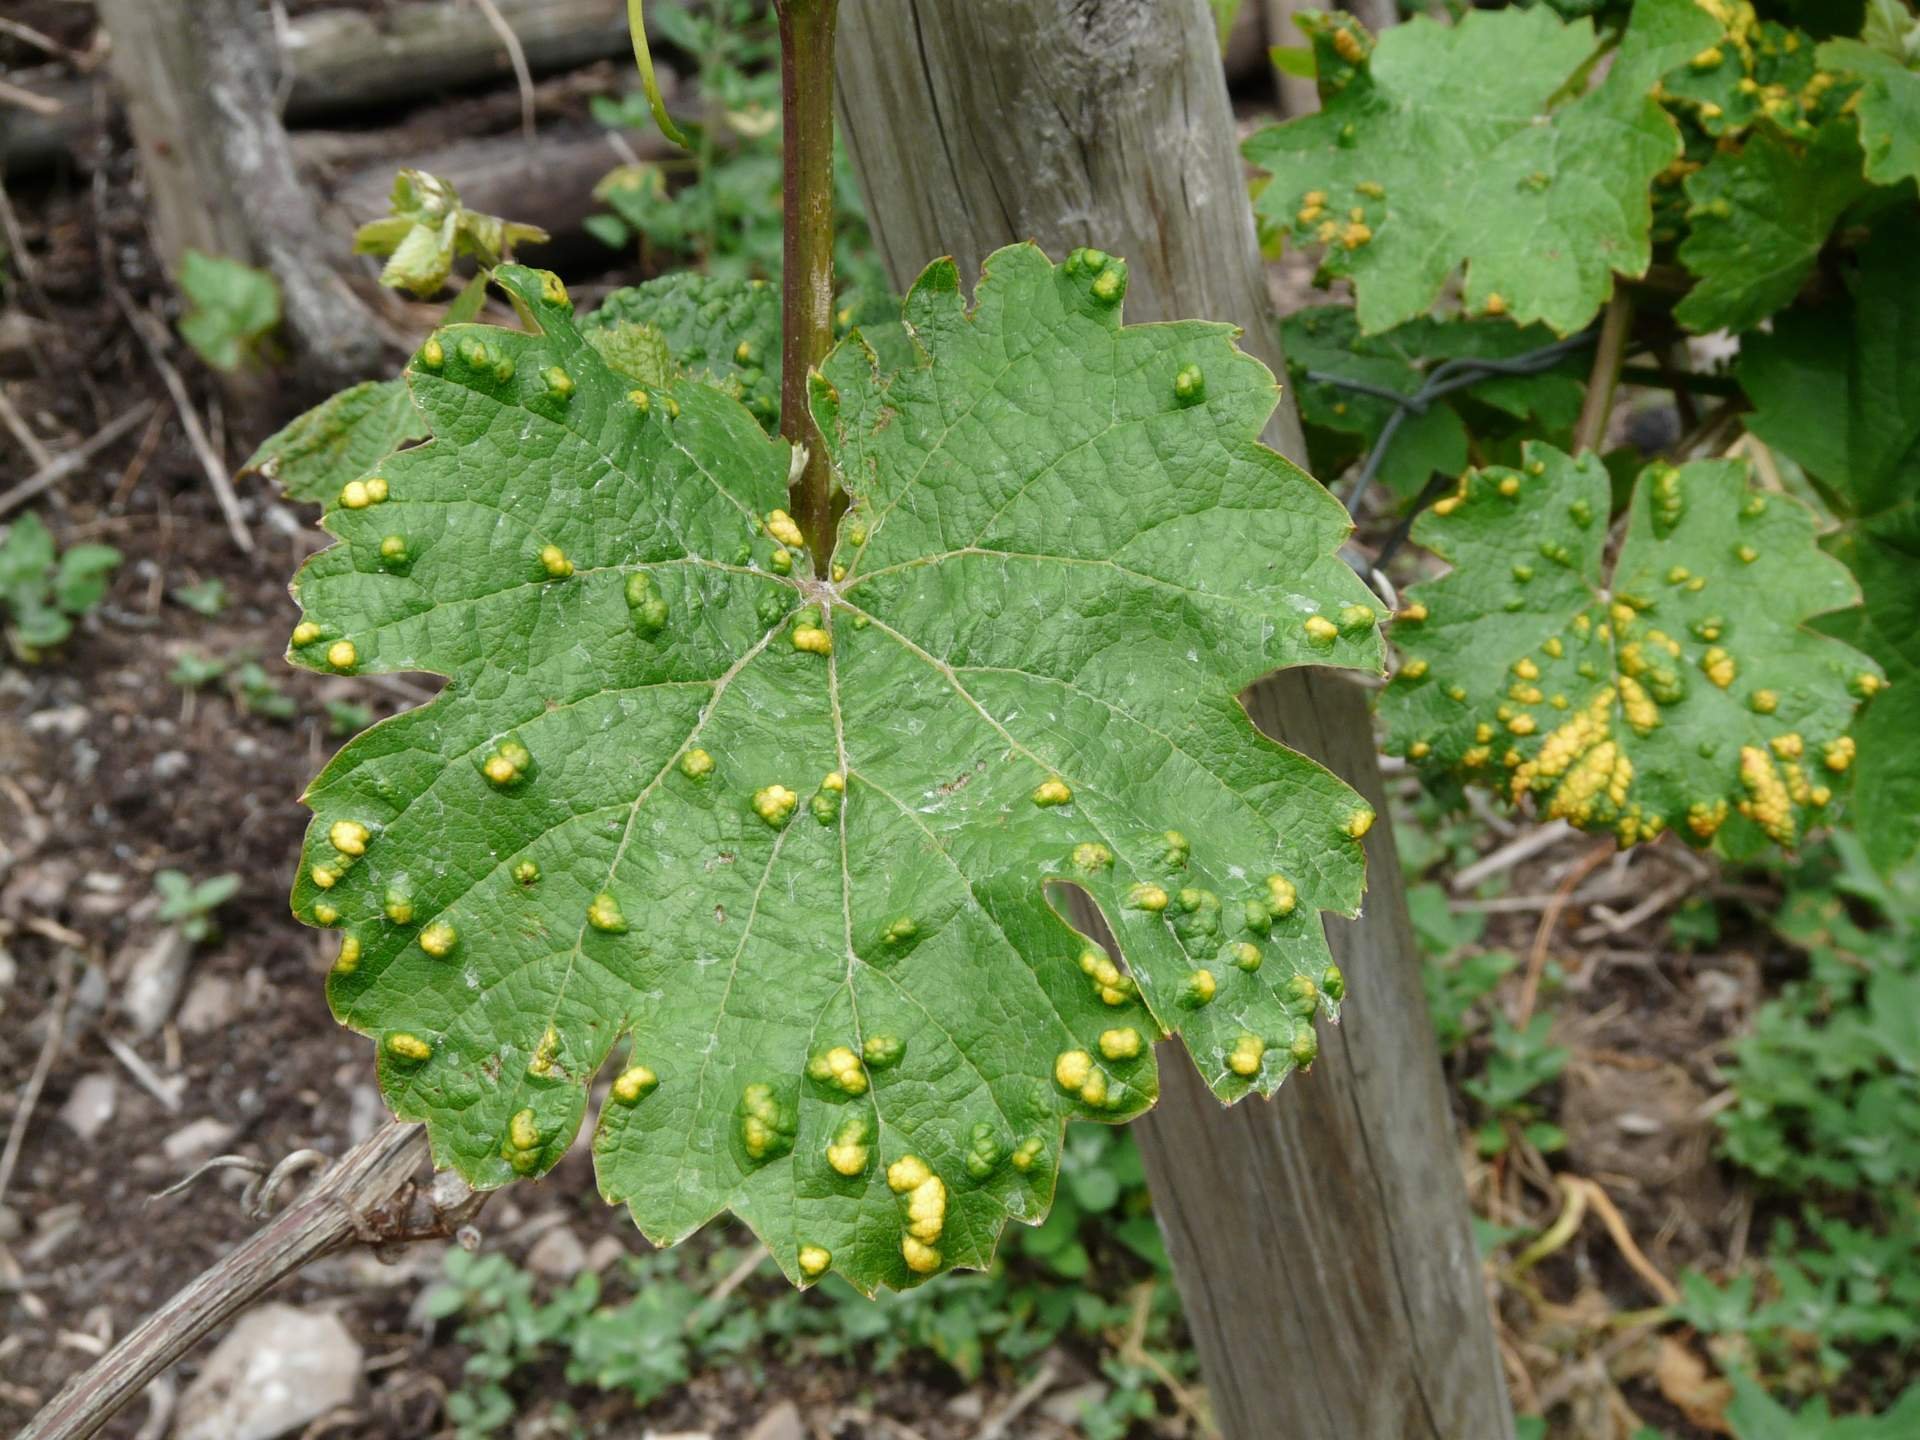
[110, 293, 253, 554]
[0, 403, 158, 519]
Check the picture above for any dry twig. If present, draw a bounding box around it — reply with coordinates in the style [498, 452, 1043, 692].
[0, 403, 157, 519]
[0, 950, 75, 1209]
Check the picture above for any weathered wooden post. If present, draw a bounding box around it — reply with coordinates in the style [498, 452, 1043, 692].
[94, 0, 385, 396]
[835, 5, 1513, 1436]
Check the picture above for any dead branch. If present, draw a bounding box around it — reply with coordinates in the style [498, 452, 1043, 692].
[18, 1122, 477, 1440]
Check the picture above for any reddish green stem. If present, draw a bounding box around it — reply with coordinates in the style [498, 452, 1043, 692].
[776, 0, 838, 566]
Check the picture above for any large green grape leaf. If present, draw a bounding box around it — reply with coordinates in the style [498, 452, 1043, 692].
[242, 379, 427, 504]
[1819, 37, 1920, 186]
[581, 272, 782, 431]
[1378, 442, 1876, 849]
[1741, 233, 1919, 877]
[1674, 119, 1867, 333]
[1243, 7, 1680, 335]
[286, 250, 1382, 1295]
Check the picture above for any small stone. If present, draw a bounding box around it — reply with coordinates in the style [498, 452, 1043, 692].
[744, 1402, 805, 1440]
[58, 1072, 118, 1141]
[163, 1116, 241, 1164]
[175, 1303, 363, 1440]
[524, 1224, 588, 1279]
[118, 926, 195, 1038]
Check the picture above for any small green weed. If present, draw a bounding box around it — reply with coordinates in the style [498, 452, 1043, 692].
[425, 1127, 1194, 1437]
[0, 512, 120, 661]
[170, 578, 228, 616]
[230, 661, 296, 721]
[176, 251, 280, 372]
[154, 870, 240, 944]
[169, 651, 228, 689]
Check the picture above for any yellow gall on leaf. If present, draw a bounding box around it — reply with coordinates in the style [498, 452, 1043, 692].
[1011, 1136, 1045, 1172]
[902, 1237, 941, 1274]
[887, 1154, 932, 1193]
[313, 901, 340, 926]
[291, 621, 321, 647]
[385, 1032, 432, 1063]
[329, 819, 370, 856]
[1071, 841, 1113, 872]
[1750, 689, 1779, 715]
[792, 624, 832, 655]
[1397, 601, 1429, 623]
[1702, 648, 1735, 688]
[587, 892, 628, 933]
[419, 337, 445, 370]
[1031, 777, 1073, 807]
[539, 544, 573, 579]
[827, 1116, 871, 1176]
[752, 784, 798, 828]
[1824, 736, 1855, 772]
[1127, 882, 1169, 912]
[680, 748, 714, 780]
[1303, 615, 1338, 645]
[310, 864, 339, 890]
[1498, 475, 1521, 498]
[1738, 745, 1796, 846]
[1227, 1033, 1265, 1077]
[1852, 672, 1884, 698]
[1409, 740, 1431, 760]
[1344, 804, 1376, 838]
[1266, 873, 1299, 917]
[798, 1245, 830, 1279]
[808, 1045, 868, 1096]
[765, 509, 805, 548]
[1053, 1051, 1095, 1096]
[1185, 969, 1217, 1005]
[419, 920, 457, 957]
[1341, 222, 1372, 250]
[1735, 543, 1758, 564]
[612, 1065, 658, 1103]
[340, 479, 374, 510]
[1099, 1027, 1143, 1061]
[326, 641, 358, 672]
[333, 935, 360, 973]
[1484, 292, 1507, 316]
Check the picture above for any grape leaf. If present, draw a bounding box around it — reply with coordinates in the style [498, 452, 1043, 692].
[243, 380, 428, 506]
[1282, 307, 1583, 499]
[1675, 119, 1867, 333]
[1819, 38, 1920, 186]
[1378, 442, 1876, 849]
[582, 272, 781, 431]
[1657, 16, 1840, 143]
[286, 249, 1382, 1294]
[1741, 233, 1920, 877]
[1244, 7, 1679, 335]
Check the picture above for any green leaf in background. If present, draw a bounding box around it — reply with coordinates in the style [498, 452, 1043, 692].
[243, 379, 429, 506]
[1675, 120, 1867, 333]
[352, 169, 549, 298]
[286, 251, 1381, 1294]
[1820, 37, 1920, 185]
[1741, 234, 1919, 880]
[1244, 7, 1679, 335]
[176, 250, 280, 372]
[1379, 442, 1876, 850]
[1725, 1367, 1920, 1438]
[582, 273, 782, 431]
[1282, 307, 1585, 499]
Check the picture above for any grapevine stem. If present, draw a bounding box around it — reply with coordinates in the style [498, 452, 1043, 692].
[776, 0, 839, 566]
[1572, 290, 1632, 455]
